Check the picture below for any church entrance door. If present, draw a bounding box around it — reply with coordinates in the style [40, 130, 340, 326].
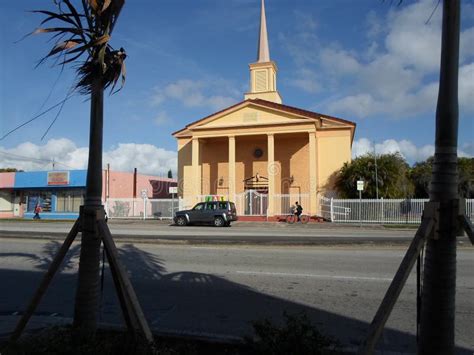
[242, 189, 268, 216]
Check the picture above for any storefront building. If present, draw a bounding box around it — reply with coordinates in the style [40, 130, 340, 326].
[0, 170, 176, 219]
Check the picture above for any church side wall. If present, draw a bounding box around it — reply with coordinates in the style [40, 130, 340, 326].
[316, 129, 352, 196]
[235, 136, 268, 194]
[177, 138, 192, 199]
[201, 140, 229, 196]
[275, 136, 309, 195]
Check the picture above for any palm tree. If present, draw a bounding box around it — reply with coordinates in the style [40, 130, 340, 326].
[360, 1, 462, 354]
[419, 1, 460, 353]
[31, 0, 126, 332]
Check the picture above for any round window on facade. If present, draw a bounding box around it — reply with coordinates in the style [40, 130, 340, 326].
[253, 148, 263, 159]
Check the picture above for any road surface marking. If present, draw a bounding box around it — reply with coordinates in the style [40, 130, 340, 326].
[236, 270, 393, 282]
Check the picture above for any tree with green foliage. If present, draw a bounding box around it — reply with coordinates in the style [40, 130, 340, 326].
[335, 153, 413, 198]
[0, 168, 21, 172]
[458, 157, 474, 198]
[410, 157, 473, 198]
[409, 157, 433, 198]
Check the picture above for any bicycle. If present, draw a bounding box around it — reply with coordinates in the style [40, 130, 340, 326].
[285, 207, 310, 224]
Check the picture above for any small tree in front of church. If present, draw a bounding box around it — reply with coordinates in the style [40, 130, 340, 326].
[335, 153, 412, 198]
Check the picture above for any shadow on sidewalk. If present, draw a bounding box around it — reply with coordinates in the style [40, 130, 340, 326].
[0, 241, 471, 354]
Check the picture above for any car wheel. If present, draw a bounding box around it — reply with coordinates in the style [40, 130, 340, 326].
[176, 216, 187, 226]
[214, 216, 225, 227]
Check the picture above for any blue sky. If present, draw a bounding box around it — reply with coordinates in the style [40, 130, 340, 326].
[0, 0, 473, 175]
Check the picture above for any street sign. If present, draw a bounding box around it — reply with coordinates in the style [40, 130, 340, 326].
[169, 186, 178, 194]
[357, 180, 364, 191]
[141, 189, 148, 199]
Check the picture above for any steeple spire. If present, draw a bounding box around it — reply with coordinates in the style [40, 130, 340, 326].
[257, 0, 270, 63]
[244, 0, 282, 103]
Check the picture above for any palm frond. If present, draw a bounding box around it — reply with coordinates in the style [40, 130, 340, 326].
[75, 46, 126, 95]
[29, 0, 126, 95]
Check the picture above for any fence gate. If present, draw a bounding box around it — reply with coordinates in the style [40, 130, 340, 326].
[240, 190, 268, 216]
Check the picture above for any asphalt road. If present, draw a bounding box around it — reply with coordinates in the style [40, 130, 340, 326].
[0, 220, 430, 245]
[0, 238, 472, 354]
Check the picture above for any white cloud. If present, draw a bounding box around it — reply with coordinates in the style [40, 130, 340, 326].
[283, 0, 474, 118]
[384, 0, 443, 73]
[104, 143, 177, 176]
[151, 79, 239, 111]
[460, 142, 474, 157]
[287, 68, 322, 93]
[354, 138, 436, 163]
[327, 94, 377, 118]
[320, 47, 361, 76]
[458, 63, 474, 112]
[353, 137, 472, 164]
[0, 138, 177, 176]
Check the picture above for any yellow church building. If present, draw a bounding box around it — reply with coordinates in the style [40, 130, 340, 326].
[173, 0, 356, 218]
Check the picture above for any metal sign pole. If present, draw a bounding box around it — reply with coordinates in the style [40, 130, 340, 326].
[357, 180, 364, 227]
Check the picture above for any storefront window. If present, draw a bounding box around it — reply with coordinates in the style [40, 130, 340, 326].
[56, 190, 84, 212]
[0, 191, 14, 211]
[27, 192, 52, 212]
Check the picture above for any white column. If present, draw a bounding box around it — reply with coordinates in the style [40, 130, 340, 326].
[267, 133, 275, 216]
[228, 136, 236, 200]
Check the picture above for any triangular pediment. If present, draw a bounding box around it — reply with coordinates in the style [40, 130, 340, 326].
[190, 101, 315, 130]
[172, 99, 356, 138]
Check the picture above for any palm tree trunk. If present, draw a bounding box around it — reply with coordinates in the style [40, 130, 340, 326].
[419, 1, 460, 354]
[73, 77, 104, 332]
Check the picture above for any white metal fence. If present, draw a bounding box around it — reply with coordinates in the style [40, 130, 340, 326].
[272, 193, 310, 216]
[105, 198, 180, 220]
[320, 197, 474, 224]
[105, 196, 474, 223]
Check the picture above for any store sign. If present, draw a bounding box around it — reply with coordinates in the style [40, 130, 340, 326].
[47, 171, 70, 185]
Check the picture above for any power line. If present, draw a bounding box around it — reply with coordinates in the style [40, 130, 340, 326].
[0, 150, 73, 169]
[0, 94, 74, 141]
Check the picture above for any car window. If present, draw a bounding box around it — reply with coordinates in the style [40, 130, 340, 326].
[205, 202, 217, 210]
[193, 203, 205, 211]
[218, 202, 227, 210]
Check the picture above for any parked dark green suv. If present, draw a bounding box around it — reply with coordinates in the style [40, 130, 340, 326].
[174, 201, 238, 227]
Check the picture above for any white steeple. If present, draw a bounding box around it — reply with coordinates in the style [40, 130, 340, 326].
[257, 0, 270, 63]
[244, 0, 282, 104]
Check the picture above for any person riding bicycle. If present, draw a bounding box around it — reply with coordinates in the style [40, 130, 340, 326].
[294, 201, 303, 222]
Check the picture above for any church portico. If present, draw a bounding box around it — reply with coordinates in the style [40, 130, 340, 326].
[173, 0, 355, 219]
[182, 129, 319, 216]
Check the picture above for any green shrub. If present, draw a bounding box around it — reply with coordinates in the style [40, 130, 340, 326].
[2, 326, 157, 355]
[247, 312, 338, 355]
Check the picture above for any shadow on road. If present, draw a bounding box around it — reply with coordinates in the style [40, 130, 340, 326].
[0, 240, 471, 354]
